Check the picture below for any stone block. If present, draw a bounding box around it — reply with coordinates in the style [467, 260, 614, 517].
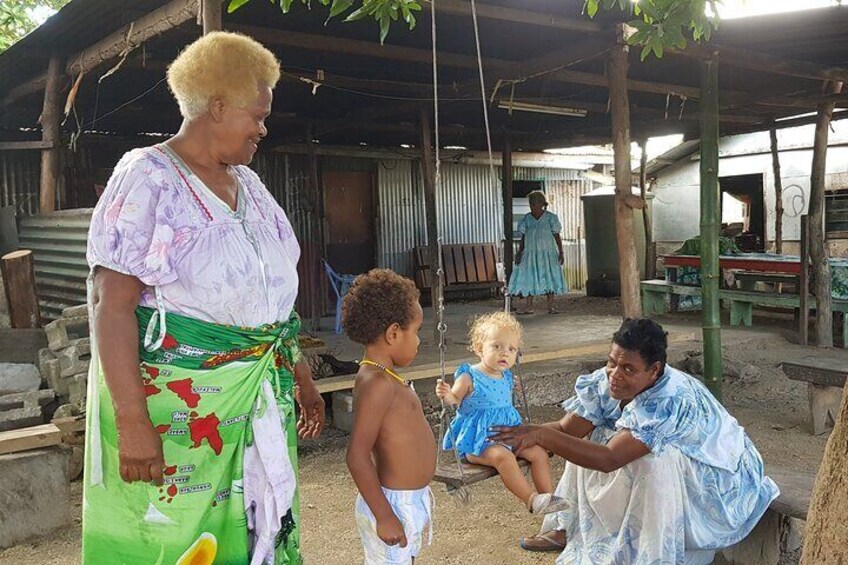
[61, 304, 88, 319]
[0, 390, 55, 432]
[331, 390, 355, 433]
[0, 363, 41, 396]
[63, 316, 90, 340]
[43, 359, 65, 397]
[57, 338, 91, 378]
[0, 448, 71, 549]
[44, 319, 69, 351]
[0, 329, 47, 364]
[67, 374, 87, 411]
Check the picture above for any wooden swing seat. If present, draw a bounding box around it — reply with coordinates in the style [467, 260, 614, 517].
[434, 458, 530, 489]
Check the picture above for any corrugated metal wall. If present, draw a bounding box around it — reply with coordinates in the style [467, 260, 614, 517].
[375, 160, 594, 288]
[252, 152, 327, 325]
[0, 150, 42, 216]
[18, 210, 92, 320]
[376, 159, 426, 276]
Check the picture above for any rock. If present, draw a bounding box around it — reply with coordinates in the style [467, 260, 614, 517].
[53, 403, 79, 419]
[0, 363, 41, 396]
[66, 446, 84, 481]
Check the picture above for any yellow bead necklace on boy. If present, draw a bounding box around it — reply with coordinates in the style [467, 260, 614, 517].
[359, 359, 412, 388]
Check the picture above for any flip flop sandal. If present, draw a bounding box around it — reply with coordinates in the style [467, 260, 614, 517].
[520, 531, 566, 553]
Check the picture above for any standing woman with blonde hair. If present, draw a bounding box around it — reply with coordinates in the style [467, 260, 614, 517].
[83, 32, 323, 564]
[508, 190, 567, 314]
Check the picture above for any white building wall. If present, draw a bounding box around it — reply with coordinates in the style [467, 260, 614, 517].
[653, 121, 848, 244]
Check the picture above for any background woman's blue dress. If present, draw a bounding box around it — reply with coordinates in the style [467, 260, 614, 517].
[508, 211, 567, 297]
[442, 364, 522, 458]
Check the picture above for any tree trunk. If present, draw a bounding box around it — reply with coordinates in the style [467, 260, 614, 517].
[801, 381, 848, 563]
[607, 40, 641, 318]
[39, 55, 63, 215]
[420, 107, 440, 336]
[502, 134, 514, 285]
[1, 250, 41, 329]
[770, 127, 784, 254]
[808, 80, 843, 348]
[699, 54, 723, 401]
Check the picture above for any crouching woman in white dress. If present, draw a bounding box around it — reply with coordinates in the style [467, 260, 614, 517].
[490, 318, 779, 564]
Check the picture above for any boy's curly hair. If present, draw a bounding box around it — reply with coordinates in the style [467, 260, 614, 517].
[341, 269, 421, 345]
[468, 311, 523, 353]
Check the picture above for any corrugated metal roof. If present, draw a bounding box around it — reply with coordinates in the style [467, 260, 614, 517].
[0, 0, 170, 95]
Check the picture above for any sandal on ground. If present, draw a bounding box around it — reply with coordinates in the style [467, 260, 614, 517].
[520, 531, 567, 553]
[547, 307, 560, 315]
[516, 309, 535, 315]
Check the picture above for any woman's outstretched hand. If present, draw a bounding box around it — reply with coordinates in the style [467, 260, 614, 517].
[489, 424, 544, 451]
[295, 380, 326, 439]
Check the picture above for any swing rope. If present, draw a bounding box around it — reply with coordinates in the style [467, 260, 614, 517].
[432, 0, 531, 497]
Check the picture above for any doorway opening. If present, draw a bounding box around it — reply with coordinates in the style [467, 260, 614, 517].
[720, 173, 765, 252]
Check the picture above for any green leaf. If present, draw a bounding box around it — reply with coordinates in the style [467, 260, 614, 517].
[227, 0, 252, 13]
[379, 13, 390, 43]
[640, 43, 653, 61]
[585, 0, 599, 18]
[328, 0, 353, 18]
[344, 6, 369, 21]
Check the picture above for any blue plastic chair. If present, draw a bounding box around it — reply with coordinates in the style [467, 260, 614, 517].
[323, 260, 358, 334]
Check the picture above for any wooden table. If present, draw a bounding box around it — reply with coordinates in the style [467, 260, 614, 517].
[662, 253, 803, 276]
[782, 357, 847, 435]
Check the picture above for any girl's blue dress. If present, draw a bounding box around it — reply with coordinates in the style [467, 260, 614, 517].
[508, 210, 567, 297]
[442, 363, 522, 458]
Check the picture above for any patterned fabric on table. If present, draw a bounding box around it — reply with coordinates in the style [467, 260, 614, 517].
[539, 366, 779, 564]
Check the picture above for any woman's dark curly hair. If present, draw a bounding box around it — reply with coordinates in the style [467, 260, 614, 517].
[612, 318, 668, 373]
[341, 269, 420, 345]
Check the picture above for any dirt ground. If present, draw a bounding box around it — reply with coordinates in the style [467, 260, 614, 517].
[0, 296, 842, 564]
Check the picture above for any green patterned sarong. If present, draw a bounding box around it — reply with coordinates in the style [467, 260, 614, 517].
[83, 307, 303, 564]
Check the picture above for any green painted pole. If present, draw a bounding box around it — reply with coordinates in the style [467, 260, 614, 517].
[700, 54, 723, 401]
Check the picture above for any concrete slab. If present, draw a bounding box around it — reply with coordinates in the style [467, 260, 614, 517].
[0, 329, 47, 364]
[0, 364, 41, 396]
[0, 447, 71, 549]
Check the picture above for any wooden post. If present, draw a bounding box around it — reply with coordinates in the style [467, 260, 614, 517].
[420, 107, 440, 333]
[39, 55, 63, 215]
[799, 215, 810, 346]
[770, 127, 784, 254]
[639, 140, 656, 280]
[809, 80, 843, 348]
[607, 34, 642, 318]
[201, 0, 222, 34]
[1, 250, 41, 329]
[502, 134, 514, 285]
[305, 124, 322, 332]
[700, 53, 723, 401]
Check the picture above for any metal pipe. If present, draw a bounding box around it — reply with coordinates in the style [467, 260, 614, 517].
[700, 54, 723, 400]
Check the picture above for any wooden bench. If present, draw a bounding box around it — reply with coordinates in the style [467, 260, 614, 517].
[413, 243, 501, 299]
[641, 280, 848, 346]
[719, 466, 814, 564]
[733, 271, 799, 292]
[781, 358, 847, 435]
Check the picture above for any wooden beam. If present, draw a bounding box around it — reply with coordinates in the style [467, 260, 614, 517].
[420, 106, 440, 333]
[67, 0, 199, 77]
[639, 140, 656, 280]
[426, 0, 604, 34]
[201, 0, 222, 34]
[2, 73, 47, 107]
[0, 140, 55, 150]
[680, 44, 848, 84]
[809, 80, 843, 348]
[235, 24, 500, 70]
[0, 424, 62, 456]
[39, 55, 62, 215]
[770, 126, 784, 254]
[1, 250, 41, 328]
[799, 215, 810, 346]
[608, 36, 641, 319]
